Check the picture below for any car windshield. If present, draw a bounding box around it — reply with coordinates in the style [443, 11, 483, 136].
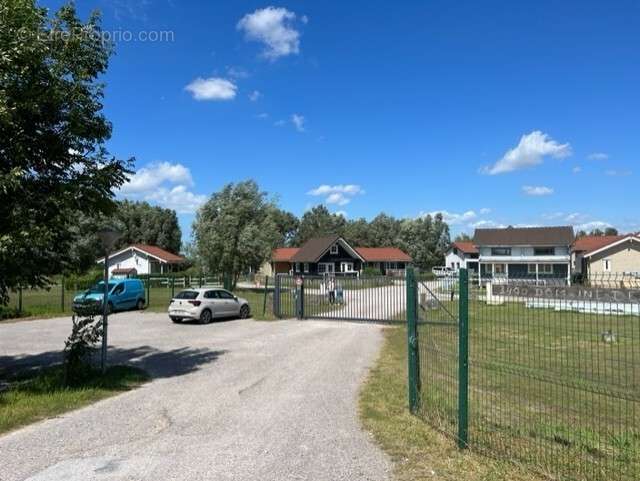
[87, 282, 117, 294]
[174, 290, 199, 300]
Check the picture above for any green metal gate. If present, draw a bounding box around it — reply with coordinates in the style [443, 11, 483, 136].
[273, 274, 408, 323]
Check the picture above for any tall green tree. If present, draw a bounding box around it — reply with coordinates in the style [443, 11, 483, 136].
[397, 214, 450, 270]
[0, 1, 131, 302]
[367, 213, 401, 246]
[193, 181, 280, 287]
[454, 233, 472, 242]
[114, 201, 181, 253]
[293, 205, 347, 245]
[65, 201, 183, 273]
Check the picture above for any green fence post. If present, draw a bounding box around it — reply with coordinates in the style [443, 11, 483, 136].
[60, 276, 65, 312]
[273, 275, 281, 318]
[299, 278, 305, 319]
[406, 267, 419, 414]
[146, 277, 150, 307]
[457, 268, 470, 449]
[18, 286, 23, 313]
[263, 276, 269, 315]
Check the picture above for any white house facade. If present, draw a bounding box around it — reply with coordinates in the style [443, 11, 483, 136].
[445, 242, 479, 273]
[474, 226, 574, 284]
[97, 244, 186, 277]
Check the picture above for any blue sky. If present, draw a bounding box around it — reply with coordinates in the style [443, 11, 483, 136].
[43, 1, 640, 241]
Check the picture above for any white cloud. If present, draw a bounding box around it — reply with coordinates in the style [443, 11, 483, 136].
[588, 152, 609, 161]
[256, 112, 269, 119]
[424, 210, 477, 225]
[226, 66, 249, 79]
[471, 219, 506, 229]
[249, 90, 261, 101]
[291, 113, 305, 132]
[575, 220, 612, 232]
[335, 210, 348, 218]
[120, 162, 193, 194]
[572, 166, 582, 173]
[237, 7, 303, 60]
[118, 162, 205, 214]
[308, 184, 364, 196]
[483, 131, 572, 175]
[185, 77, 237, 101]
[605, 169, 632, 177]
[145, 185, 207, 215]
[522, 185, 554, 196]
[479, 207, 491, 215]
[561, 213, 613, 232]
[307, 184, 364, 206]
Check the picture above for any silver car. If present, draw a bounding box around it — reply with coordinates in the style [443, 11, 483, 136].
[168, 288, 251, 324]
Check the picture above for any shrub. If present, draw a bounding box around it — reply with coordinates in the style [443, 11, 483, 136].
[63, 309, 103, 385]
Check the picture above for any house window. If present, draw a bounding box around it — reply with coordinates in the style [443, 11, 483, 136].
[303, 263, 309, 273]
[604, 259, 612, 272]
[528, 264, 537, 274]
[539, 264, 553, 274]
[493, 264, 506, 274]
[341, 262, 354, 272]
[330, 244, 339, 255]
[295, 263, 300, 272]
[491, 247, 511, 256]
[318, 262, 334, 274]
[534, 247, 555, 256]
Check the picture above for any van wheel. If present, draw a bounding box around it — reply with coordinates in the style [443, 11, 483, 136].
[199, 309, 212, 324]
[136, 299, 145, 310]
[239, 305, 250, 319]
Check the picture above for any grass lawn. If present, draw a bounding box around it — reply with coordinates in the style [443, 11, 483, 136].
[0, 364, 149, 435]
[415, 295, 640, 481]
[360, 325, 542, 481]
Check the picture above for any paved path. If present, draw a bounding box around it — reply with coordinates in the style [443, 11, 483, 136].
[0, 313, 391, 481]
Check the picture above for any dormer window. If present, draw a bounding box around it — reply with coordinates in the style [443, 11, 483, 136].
[330, 244, 339, 255]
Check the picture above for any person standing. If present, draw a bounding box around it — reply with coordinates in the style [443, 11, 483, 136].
[328, 276, 336, 304]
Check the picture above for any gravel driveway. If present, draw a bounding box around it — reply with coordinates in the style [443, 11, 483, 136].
[0, 313, 391, 481]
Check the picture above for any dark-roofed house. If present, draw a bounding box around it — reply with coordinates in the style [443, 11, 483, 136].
[473, 226, 574, 284]
[266, 235, 412, 276]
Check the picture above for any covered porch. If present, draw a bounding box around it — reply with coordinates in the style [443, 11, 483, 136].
[479, 262, 570, 285]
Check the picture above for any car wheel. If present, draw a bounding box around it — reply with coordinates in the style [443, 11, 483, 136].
[171, 316, 181, 324]
[136, 299, 145, 310]
[239, 305, 250, 319]
[199, 309, 212, 324]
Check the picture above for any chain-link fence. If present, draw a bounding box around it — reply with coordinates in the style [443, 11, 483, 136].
[414, 270, 639, 481]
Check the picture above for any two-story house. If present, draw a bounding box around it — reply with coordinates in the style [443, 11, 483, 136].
[473, 226, 574, 284]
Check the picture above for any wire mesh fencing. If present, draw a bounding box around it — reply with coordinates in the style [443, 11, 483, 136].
[415, 270, 640, 481]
